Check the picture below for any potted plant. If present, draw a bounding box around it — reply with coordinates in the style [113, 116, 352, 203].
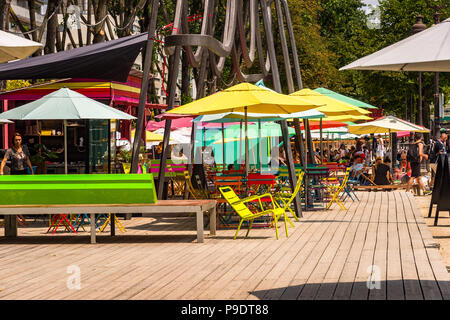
[30, 143, 59, 174]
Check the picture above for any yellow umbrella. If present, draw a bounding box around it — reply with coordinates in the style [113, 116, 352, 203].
[166, 82, 322, 115]
[289, 89, 371, 116]
[131, 129, 165, 142]
[348, 115, 430, 134]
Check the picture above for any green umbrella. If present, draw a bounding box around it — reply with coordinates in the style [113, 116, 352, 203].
[314, 88, 377, 109]
[0, 88, 136, 173]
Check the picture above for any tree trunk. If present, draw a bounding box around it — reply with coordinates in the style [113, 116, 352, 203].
[27, 0, 37, 41]
[0, 0, 11, 30]
[92, 0, 108, 43]
[44, 0, 61, 54]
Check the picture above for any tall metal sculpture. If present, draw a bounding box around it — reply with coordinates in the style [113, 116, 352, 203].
[132, 0, 307, 218]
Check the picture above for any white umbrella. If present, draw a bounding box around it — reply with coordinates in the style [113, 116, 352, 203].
[340, 18, 450, 72]
[152, 128, 191, 145]
[0, 119, 12, 124]
[0, 30, 43, 63]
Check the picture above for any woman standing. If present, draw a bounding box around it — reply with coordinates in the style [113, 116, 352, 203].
[0, 133, 34, 175]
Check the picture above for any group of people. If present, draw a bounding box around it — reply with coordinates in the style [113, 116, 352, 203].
[345, 130, 449, 195]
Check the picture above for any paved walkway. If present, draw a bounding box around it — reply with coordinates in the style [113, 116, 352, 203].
[0, 191, 449, 299]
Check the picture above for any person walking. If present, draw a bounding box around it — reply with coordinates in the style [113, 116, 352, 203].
[0, 133, 34, 175]
[406, 133, 430, 195]
[429, 129, 448, 186]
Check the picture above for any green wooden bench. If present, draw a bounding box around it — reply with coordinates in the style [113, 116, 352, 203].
[0, 174, 157, 205]
[0, 174, 216, 243]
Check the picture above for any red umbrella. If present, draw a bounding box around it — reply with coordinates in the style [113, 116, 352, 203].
[298, 120, 348, 130]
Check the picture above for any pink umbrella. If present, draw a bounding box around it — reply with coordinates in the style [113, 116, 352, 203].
[147, 114, 250, 131]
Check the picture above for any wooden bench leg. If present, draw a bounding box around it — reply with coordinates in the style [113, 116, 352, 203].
[210, 206, 216, 236]
[5, 215, 17, 238]
[90, 213, 96, 244]
[196, 210, 204, 243]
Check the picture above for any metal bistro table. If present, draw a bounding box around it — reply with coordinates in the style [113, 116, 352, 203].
[0, 200, 217, 244]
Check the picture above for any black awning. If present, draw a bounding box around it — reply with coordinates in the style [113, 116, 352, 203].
[0, 33, 148, 83]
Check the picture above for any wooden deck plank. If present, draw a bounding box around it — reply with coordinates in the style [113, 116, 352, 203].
[394, 191, 423, 300]
[332, 191, 377, 299]
[400, 192, 443, 300]
[349, 190, 383, 300]
[297, 192, 368, 300]
[314, 192, 371, 300]
[0, 190, 448, 300]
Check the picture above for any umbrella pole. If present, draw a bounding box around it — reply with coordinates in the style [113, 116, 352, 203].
[239, 120, 242, 166]
[202, 127, 206, 163]
[222, 123, 225, 170]
[258, 120, 262, 173]
[389, 129, 391, 160]
[320, 118, 323, 165]
[64, 120, 68, 174]
[245, 106, 249, 177]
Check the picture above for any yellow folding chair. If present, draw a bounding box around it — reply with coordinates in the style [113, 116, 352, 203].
[98, 214, 126, 233]
[274, 170, 305, 221]
[325, 168, 351, 210]
[219, 186, 294, 240]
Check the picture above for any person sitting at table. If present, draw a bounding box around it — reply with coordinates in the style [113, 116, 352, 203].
[373, 156, 392, 186]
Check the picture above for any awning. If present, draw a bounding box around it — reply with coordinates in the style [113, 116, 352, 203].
[0, 33, 148, 82]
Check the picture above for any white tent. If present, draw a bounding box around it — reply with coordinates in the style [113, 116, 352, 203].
[0, 30, 43, 63]
[340, 18, 450, 72]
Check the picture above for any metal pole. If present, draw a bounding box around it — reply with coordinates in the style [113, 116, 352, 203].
[319, 118, 323, 165]
[239, 120, 242, 165]
[258, 119, 262, 172]
[64, 120, 68, 174]
[245, 106, 249, 176]
[130, 0, 160, 173]
[222, 122, 225, 169]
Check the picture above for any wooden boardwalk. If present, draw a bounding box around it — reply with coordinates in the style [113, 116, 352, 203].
[0, 191, 448, 300]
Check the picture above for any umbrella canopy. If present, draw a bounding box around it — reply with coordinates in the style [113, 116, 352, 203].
[300, 120, 348, 131]
[311, 126, 349, 134]
[340, 18, 450, 72]
[131, 129, 165, 142]
[166, 82, 322, 115]
[210, 122, 295, 141]
[348, 115, 430, 134]
[146, 117, 235, 131]
[0, 30, 43, 63]
[303, 114, 372, 122]
[0, 32, 147, 82]
[152, 128, 192, 144]
[0, 119, 12, 124]
[0, 87, 136, 175]
[314, 87, 377, 109]
[289, 89, 371, 116]
[0, 87, 136, 120]
[192, 109, 325, 123]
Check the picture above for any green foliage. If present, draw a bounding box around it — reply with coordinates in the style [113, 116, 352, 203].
[30, 143, 58, 164]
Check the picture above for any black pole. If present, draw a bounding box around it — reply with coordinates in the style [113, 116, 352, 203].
[130, 0, 160, 173]
[260, 0, 301, 218]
